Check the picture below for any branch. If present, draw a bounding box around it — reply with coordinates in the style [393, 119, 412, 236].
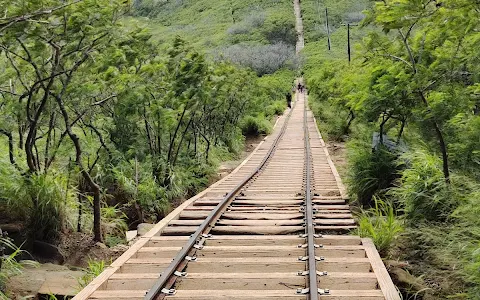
[0, 0, 84, 33]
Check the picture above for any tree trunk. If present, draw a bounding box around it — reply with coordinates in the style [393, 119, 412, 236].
[419, 92, 450, 184]
[0, 129, 16, 167]
[56, 95, 103, 242]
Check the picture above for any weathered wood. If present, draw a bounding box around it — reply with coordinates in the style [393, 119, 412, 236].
[176, 273, 304, 290]
[362, 238, 401, 299]
[170, 290, 306, 299]
[212, 225, 304, 235]
[217, 219, 304, 226]
[222, 213, 304, 220]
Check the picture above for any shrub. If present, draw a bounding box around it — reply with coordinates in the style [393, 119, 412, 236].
[357, 197, 404, 255]
[309, 99, 352, 141]
[0, 160, 65, 242]
[265, 101, 286, 117]
[214, 43, 295, 76]
[240, 115, 272, 136]
[347, 142, 398, 207]
[227, 11, 266, 35]
[392, 151, 462, 222]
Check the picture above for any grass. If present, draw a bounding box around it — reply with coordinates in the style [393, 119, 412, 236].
[77, 259, 107, 288]
[357, 197, 404, 256]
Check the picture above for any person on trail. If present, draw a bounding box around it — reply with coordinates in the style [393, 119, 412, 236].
[286, 92, 292, 108]
[297, 82, 302, 93]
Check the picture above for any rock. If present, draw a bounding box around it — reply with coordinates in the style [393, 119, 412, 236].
[126, 230, 137, 242]
[33, 240, 65, 264]
[137, 223, 155, 236]
[111, 244, 129, 253]
[389, 266, 426, 292]
[95, 242, 108, 250]
[0, 223, 23, 234]
[7, 263, 84, 298]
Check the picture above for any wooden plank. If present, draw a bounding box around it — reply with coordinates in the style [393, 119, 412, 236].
[362, 238, 401, 300]
[315, 213, 353, 219]
[169, 219, 203, 226]
[315, 246, 365, 258]
[222, 213, 303, 220]
[176, 273, 304, 290]
[185, 257, 303, 273]
[161, 226, 198, 235]
[197, 245, 304, 258]
[212, 225, 304, 235]
[315, 219, 356, 225]
[147, 236, 188, 247]
[170, 290, 306, 299]
[317, 272, 378, 290]
[315, 225, 357, 231]
[317, 257, 372, 273]
[216, 219, 304, 226]
[90, 290, 146, 299]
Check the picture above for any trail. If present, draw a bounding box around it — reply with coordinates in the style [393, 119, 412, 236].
[294, 0, 305, 54]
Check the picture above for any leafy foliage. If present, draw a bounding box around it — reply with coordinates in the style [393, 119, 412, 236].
[0, 0, 293, 247]
[304, 0, 480, 297]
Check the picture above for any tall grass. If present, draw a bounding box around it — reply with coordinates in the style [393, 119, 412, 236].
[0, 159, 65, 241]
[77, 259, 106, 288]
[392, 151, 462, 222]
[347, 142, 398, 207]
[357, 197, 404, 255]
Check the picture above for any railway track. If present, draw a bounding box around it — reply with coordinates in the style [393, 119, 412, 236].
[74, 1, 399, 299]
[74, 90, 400, 300]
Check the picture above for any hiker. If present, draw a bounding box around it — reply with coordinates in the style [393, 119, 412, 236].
[286, 92, 292, 108]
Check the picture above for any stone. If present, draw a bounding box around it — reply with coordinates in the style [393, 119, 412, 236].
[126, 230, 137, 242]
[137, 223, 155, 236]
[33, 240, 65, 264]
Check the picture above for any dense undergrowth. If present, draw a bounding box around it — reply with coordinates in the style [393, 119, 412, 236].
[302, 0, 480, 298]
[0, 0, 296, 277]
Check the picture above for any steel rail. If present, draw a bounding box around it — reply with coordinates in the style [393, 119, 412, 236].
[145, 101, 297, 300]
[303, 91, 319, 300]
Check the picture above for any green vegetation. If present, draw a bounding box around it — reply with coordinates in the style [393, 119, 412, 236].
[303, 0, 480, 298]
[357, 198, 403, 256]
[0, 0, 296, 258]
[78, 259, 106, 288]
[0, 236, 38, 298]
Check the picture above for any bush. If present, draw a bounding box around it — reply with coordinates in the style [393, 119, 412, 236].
[215, 42, 295, 76]
[357, 197, 403, 255]
[265, 101, 286, 117]
[227, 11, 266, 35]
[392, 151, 461, 222]
[0, 160, 65, 242]
[240, 115, 272, 136]
[309, 99, 352, 141]
[347, 142, 398, 207]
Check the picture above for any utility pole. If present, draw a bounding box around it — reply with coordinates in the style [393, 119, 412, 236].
[342, 23, 358, 63]
[325, 8, 331, 50]
[347, 24, 351, 63]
